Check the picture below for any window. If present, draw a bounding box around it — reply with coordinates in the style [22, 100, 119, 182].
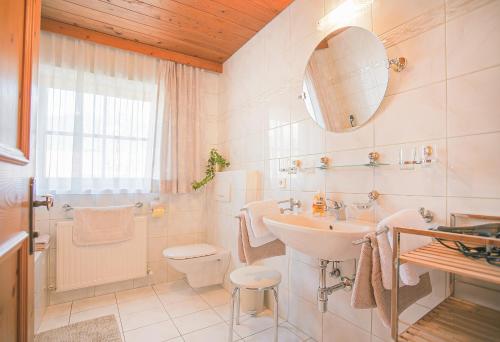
[36, 34, 158, 194]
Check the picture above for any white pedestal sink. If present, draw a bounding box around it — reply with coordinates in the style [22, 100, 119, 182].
[263, 212, 376, 261]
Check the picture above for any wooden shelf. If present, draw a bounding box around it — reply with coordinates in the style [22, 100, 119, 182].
[400, 241, 500, 285]
[392, 223, 500, 341]
[399, 297, 500, 342]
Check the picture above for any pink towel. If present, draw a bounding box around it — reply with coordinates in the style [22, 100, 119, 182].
[351, 233, 432, 327]
[238, 214, 285, 265]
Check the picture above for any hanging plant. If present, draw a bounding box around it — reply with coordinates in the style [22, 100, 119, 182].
[192, 148, 230, 190]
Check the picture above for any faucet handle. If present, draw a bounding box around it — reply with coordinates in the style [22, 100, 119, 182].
[333, 200, 345, 209]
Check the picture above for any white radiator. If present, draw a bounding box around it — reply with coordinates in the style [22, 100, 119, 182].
[56, 216, 147, 292]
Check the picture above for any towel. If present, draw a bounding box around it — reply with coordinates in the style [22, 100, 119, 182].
[377, 209, 434, 288]
[73, 206, 134, 246]
[35, 234, 50, 251]
[238, 214, 285, 265]
[351, 233, 432, 327]
[245, 200, 281, 247]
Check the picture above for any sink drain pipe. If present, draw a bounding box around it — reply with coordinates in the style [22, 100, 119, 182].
[318, 259, 355, 313]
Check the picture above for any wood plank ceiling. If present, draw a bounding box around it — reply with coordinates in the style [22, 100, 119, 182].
[40, 0, 294, 72]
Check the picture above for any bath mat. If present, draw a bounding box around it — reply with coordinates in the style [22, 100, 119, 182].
[35, 315, 122, 342]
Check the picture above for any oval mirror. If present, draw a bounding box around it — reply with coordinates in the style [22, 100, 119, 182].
[302, 26, 388, 132]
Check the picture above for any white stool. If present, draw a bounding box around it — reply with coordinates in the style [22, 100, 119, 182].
[228, 266, 281, 342]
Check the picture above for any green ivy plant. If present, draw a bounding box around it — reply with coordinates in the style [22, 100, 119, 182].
[192, 148, 230, 190]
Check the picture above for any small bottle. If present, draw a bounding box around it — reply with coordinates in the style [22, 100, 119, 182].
[312, 191, 326, 216]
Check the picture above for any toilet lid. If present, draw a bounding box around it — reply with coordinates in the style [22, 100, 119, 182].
[163, 243, 217, 260]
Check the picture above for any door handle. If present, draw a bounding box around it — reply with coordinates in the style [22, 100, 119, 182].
[29, 178, 54, 254]
[33, 194, 54, 211]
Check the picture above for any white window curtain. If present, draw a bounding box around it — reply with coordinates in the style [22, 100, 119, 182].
[152, 61, 203, 194]
[36, 32, 159, 194]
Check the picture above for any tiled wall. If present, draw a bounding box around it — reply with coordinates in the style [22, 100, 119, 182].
[212, 0, 500, 341]
[34, 70, 220, 305]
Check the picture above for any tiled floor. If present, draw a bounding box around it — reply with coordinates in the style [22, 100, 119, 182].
[38, 280, 313, 342]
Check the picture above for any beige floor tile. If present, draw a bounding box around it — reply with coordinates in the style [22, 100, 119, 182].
[195, 285, 231, 307]
[71, 293, 116, 314]
[120, 306, 170, 331]
[158, 287, 198, 305]
[182, 321, 240, 342]
[118, 296, 164, 315]
[172, 308, 222, 335]
[69, 304, 119, 325]
[37, 315, 69, 333]
[116, 286, 156, 303]
[165, 295, 210, 318]
[234, 310, 276, 338]
[124, 320, 180, 342]
[43, 302, 72, 320]
[244, 326, 302, 342]
[213, 303, 250, 322]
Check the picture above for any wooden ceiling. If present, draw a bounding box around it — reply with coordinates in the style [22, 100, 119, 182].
[40, 0, 294, 72]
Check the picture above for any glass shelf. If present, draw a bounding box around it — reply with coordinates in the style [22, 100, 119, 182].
[297, 160, 437, 172]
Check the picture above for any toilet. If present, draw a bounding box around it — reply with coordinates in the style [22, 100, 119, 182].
[163, 244, 230, 288]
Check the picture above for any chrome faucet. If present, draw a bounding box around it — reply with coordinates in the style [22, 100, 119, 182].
[280, 198, 302, 213]
[327, 199, 346, 220]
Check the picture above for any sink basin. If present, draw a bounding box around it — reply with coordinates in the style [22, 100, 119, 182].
[263, 213, 376, 261]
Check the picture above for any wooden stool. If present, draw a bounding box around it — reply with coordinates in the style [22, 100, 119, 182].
[228, 265, 281, 342]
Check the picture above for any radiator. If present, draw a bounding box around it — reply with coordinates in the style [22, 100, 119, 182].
[56, 216, 147, 292]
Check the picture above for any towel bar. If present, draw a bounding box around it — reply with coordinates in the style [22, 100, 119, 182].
[234, 199, 297, 219]
[352, 226, 389, 245]
[62, 202, 143, 211]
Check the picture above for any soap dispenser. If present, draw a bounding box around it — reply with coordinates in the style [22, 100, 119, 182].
[312, 191, 327, 216]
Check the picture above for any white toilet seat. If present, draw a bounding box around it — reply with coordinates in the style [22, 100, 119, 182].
[163, 243, 230, 288]
[163, 243, 217, 260]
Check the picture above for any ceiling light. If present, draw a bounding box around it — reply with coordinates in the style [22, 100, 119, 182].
[317, 0, 373, 31]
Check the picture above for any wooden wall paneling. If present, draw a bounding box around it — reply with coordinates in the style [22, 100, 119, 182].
[41, 7, 227, 63]
[212, 0, 278, 22]
[40, 0, 293, 67]
[160, 0, 266, 31]
[249, 0, 293, 13]
[104, 0, 256, 39]
[42, 1, 233, 60]
[45, 0, 245, 52]
[41, 18, 223, 72]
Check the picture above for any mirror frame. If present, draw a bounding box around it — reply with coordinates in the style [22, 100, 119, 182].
[300, 25, 389, 133]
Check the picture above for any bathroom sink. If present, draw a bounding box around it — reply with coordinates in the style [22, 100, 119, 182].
[263, 213, 376, 261]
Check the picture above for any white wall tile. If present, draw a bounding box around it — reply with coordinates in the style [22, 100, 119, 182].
[447, 133, 500, 198]
[289, 259, 318, 304]
[375, 82, 446, 145]
[214, 0, 500, 340]
[372, 0, 442, 35]
[288, 295, 322, 341]
[291, 120, 325, 157]
[446, 1, 500, 77]
[447, 66, 500, 137]
[325, 148, 374, 193]
[386, 25, 446, 95]
[375, 140, 447, 196]
[323, 312, 371, 342]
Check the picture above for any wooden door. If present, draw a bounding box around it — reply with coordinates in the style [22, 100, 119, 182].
[0, 0, 41, 341]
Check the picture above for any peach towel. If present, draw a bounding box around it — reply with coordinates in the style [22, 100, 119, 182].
[238, 213, 285, 265]
[351, 232, 432, 327]
[73, 206, 134, 246]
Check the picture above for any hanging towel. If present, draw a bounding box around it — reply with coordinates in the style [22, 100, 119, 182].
[73, 206, 134, 246]
[377, 209, 434, 288]
[35, 234, 50, 251]
[238, 213, 285, 265]
[245, 200, 281, 247]
[351, 233, 432, 327]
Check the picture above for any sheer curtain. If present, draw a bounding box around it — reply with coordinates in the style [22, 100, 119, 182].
[152, 61, 202, 194]
[36, 32, 158, 194]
